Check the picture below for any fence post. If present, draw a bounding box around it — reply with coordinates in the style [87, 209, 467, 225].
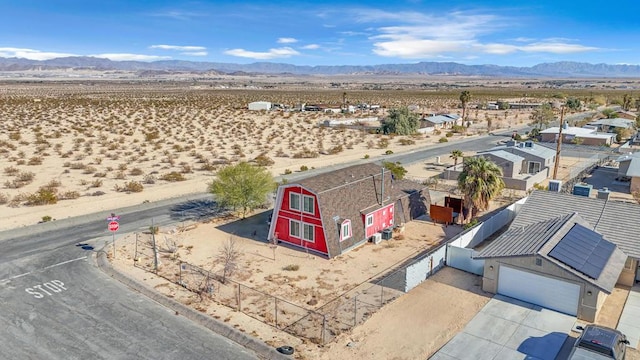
[237, 283, 241, 312]
[354, 295, 358, 327]
[322, 314, 326, 345]
[275, 298, 278, 328]
[134, 233, 138, 262]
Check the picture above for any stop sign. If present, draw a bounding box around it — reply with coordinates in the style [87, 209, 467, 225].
[108, 221, 119, 232]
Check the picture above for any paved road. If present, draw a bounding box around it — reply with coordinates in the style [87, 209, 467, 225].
[0, 197, 259, 360]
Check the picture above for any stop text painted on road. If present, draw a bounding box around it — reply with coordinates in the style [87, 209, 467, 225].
[25, 280, 67, 299]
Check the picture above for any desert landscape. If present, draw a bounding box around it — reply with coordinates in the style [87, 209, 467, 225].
[0, 79, 556, 229]
[1, 79, 637, 359]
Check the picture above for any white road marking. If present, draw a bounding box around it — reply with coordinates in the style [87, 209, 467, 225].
[0, 256, 87, 285]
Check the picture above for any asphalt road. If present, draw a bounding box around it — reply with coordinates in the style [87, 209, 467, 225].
[0, 195, 258, 360]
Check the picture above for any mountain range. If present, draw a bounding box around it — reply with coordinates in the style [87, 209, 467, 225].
[1, 56, 639, 78]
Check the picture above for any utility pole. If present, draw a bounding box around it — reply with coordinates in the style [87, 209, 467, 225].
[552, 106, 565, 180]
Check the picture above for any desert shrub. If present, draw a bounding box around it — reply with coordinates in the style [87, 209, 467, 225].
[463, 219, 479, 230]
[0, 192, 8, 205]
[94, 172, 107, 178]
[25, 188, 58, 206]
[283, 264, 300, 271]
[292, 148, 319, 158]
[115, 181, 144, 193]
[41, 215, 52, 222]
[70, 162, 86, 170]
[284, 169, 292, 175]
[91, 179, 103, 188]
[398, 138, 415, 146]
[159, 172, 186, 182]
[27, 156, 43, 165]
[439, 137, 449, 143]
[4, 166, 19, 175]
[300, 165, 309, 171]
[60, 191, 81, 200]
[181, 164, 192, 174]
[327, 145, 343, 154]
[377, 138, 389, 149]
[254, 153, 275, 167]
[83, 166, 97, 174]
[129, 167, 144, 176]
[115, 171, 126, 180]
[385, 150, 394, 155]
[143, 174, 156, 184]
[363, 154, 370, 159]
[8, 132, 21, 141]
[445, 132, 454, 137]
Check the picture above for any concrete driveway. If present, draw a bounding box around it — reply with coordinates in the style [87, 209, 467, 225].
[430, 295, 576, 360]
[618, 285, 640, 349]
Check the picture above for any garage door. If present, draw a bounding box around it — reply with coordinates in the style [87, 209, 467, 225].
[498, 266, 580, 316]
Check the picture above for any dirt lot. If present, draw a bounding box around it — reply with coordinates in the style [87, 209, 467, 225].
[110, 209, 496, 359]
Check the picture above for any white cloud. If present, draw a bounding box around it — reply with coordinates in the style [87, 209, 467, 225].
[301, 44, 320, 50]
[365, 10, 598, 59]
[150, 44, 207, 51]
[224, 47, 300, 60]
[277, 37, 298, 44]
[181, 51, 208, 56]
[0, 47, 76, 60]
[93, 53, 171, 61]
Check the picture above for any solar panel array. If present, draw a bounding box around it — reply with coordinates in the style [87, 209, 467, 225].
[548, 223, 615, 279]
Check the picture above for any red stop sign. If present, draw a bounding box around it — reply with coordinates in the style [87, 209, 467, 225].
[108, 221, 119, 232]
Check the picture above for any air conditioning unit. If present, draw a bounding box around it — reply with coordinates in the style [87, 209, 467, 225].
[371, 233, 382, 244]
[548, 180, 562, 192]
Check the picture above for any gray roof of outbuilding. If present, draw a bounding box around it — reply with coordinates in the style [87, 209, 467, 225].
[478, 150, 525, 164]
[489, 143, 556, 160]
[588, 118, 635, 127]
[510, 190, 640, 259]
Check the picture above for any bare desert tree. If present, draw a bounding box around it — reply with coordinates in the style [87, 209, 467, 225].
[217, 236, 242, 283]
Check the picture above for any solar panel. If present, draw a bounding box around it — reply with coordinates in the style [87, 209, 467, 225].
[549, 223, 615, 279]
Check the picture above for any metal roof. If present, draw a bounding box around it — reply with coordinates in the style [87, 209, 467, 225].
[511, 191, 640, 259]
[588, 118, 635, 127]
[548, 223, 615, 279]
[476, 213, 576, 258]
[489, 142, 557, 160]
[479, 150, 524, 164]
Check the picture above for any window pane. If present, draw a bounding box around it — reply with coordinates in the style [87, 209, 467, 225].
[290, 220, 300, 237]
[303, 224, 314, 241]
[303, 196, 314, 213]
[290, 193, 300, 210]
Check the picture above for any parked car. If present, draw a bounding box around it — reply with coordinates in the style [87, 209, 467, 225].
[568, 325, 629, 359]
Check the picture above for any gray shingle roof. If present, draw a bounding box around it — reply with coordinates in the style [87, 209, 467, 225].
[511, 190, 640, 259]
[296, 163, 430, 257]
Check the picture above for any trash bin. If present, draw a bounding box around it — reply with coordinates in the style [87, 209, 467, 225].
[381, 229, 393, 240]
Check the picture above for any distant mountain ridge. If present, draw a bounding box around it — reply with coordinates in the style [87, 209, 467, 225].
[1, 56, 639, 77]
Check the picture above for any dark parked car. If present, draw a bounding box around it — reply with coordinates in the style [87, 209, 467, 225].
[568, 325, 630, 359]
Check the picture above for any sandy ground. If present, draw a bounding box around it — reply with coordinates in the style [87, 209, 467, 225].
[108, 212, 493, 360]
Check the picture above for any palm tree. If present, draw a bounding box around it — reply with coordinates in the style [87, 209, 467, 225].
[459, 91, 471, 126]
[450, 149, 464, 167]
[457, 157, 505, 223]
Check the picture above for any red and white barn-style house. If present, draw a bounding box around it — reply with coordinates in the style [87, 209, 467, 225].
[267, 163, 431, 258]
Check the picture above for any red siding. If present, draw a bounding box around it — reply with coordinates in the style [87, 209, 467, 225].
[364, 203, 395, 238]
[273, 186, 328, 255]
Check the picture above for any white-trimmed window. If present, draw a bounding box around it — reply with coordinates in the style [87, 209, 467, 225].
[289, 192, 300, 211]
[289, 219, 300, 238]
[302, 195, 314, 214]
[366, 214, 374, 227]
[341, 220, 352, 241]
[303, 223, 314, 242]
[528, 161, 541, 174]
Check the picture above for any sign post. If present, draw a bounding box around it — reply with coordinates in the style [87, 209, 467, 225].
[107, 213, 120, 258]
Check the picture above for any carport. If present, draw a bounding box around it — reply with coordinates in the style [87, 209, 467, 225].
[430, 295, 576, 360]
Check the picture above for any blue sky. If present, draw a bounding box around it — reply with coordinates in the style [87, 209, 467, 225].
[1, 0, 638, 66]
